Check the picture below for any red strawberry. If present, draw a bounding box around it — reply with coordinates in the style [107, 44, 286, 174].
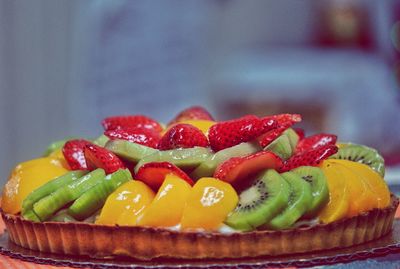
[263, 113, 302, 128]
[62, 139, 92, 170]
[214, 151, 283, 188]
[258, 126, 288, 148]
[84, 144, 125, 174]
[169, 106, 214, 125]
[295, 133, 337, 154]
[135, 162, 194, 191]
[104, 127, 161, 148]
[279, 144, 338, 172]
[293, 128, 305, 140]
[208, 115, 276, 152]
[102, 115, 163, 132]
[158, 123, 209, 150]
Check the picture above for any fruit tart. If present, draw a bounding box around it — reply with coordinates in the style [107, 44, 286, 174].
[1, 106, 398, 260]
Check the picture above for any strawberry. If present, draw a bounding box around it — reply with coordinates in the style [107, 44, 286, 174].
[279, 144, 338, 172]
[135, 162, 194, 191]
[101, 115, 163, 132]
[258, 126, 288, 148]
[208, 115, 276, 152]
[263, 113, 302, 128]
[169, 106, 214, 125]
[214, 151, 283, 188]
[157, 123, 209, 150]
[293, 128, 305, 140]
[62, 139, 92, 170]
[84, 144, 125, 174]
[295, 133, 337, 154]
[104, 127, 161, 148]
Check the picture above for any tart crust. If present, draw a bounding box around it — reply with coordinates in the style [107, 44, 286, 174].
[2, 195, 398, 260]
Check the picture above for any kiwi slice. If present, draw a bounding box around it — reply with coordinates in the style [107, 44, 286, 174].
[225, 169, 290, 231]
[329, 144, 385, 177]
[33, 169, 106, 221]
[190, 141, 262, 180]
[264, 171, 312, 230]
[292, 166, 329, 218]
[93, 134, 110, 147]
[283, 128, 300, 150]
[22, 170, 88, 218]
[42, 139, 68, 156]
[105, 139, 157, 162]
[49, 209, 78, 223]
[264, 134, 292, 160]
[134, 147, 212, 174]
[22, 210, 41, 222]
[68, 169, 132, 220]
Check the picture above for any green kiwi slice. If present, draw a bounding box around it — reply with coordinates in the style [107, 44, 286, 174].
[329, 144, 385, 177]
[42, 138, 71, 156]
[225, 169, 290, 231]
[105, 139, 157, 162]
[292, 166, 329, 218]
[134, 147, 212, 174]
[190, 141, 261, 180]
[264, 134, 293, 160]
[264, 171, 312, 230]
[283, 128, 300, 150]
[93, 134, 110, 147]
[68, 169, 132, 220]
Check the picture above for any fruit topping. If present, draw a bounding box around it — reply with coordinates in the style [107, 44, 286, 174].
[181, 177, 238, 230]
[190, 141, 262, 180]
[295, 133, 337, 153]
[157, 123, 209, 150]
[264, 133, 293, 160]
[62, 139, 92, 170]
[293, 128, 305, 140]
[329, 143, 385, 177]
[214, 151, 283, 188]
[279, 144, 338, 172]
[263, 113, 302, 128]
[84, 144, 125, 174]
[208, 115, 276, 152]
[225, 169, 290, 231]
[264, 171, 312, 230]
[258, 126, 288, 148]
[291, 166, 329, 218]
[93, 134, 109, 147]
[135, 162, 193, 191]
[105, 127, 161, 148]
[137, 174, 192, 227]
[105, 139, 158, 162]
[172, 120, 216, 135]
[68, 169, 132, 220]
[169, 106, 214, 125]
[2, 157, 70, 215]
[102, 115, 163, 132]
[43, 138, 70, 157]
[96, 180, 155, 225]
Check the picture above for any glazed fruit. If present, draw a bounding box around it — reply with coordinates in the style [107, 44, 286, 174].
[105, 127, 161, 148]
[265, 171, 312, 230]
[2, 157, 70, 215]
[264, 133, 293, 160]
[68, 169, 132, 220]
[263, 113, 302, 128]
[174, 119, 215, 135]
[157, 123, 209, 150]
[135, 162, 193, 191]
[84, 144, 125, 174]
[102, 115, 163, 133]
[62, 139, 92, 170]
[105, 139, 157, 162]
[98, 181, 155, 226]
[225, 169, 290, 231]
[181, 177, 238, 230]
[137, 174, 192, 227]
[295, 133, 337, 153]
[93, 134, 109, 147]
[32, 169, 106, 221]
[168, 106, 214, 125]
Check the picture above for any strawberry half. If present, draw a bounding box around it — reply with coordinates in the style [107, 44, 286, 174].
[208, 115, 276, 152]
[157, 123, 209, 150]
[293, 128, 305, 140]
[84, 144, 125, 174]
[135, 162, 194, 191]
[214, 151, 283, 188]
[104, 127, 161, 148]
[295, 133, 337, 154]
[258, 126, 288, 148]
[102, 115, 163, 132]
[279, 144, 338, 172]
[263, 113, 302, 128]
[169, 106, 214, 125]
[62, 139, 92, 170]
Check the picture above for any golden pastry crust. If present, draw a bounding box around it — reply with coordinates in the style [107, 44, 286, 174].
[2, 195, 398, 261]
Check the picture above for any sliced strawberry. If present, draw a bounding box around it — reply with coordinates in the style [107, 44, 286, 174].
[279, 144, 338, 172]
[62, 139, 92, 170]
[293, 128, 305, 140]
[84, 144, 125, 174]
[169, 106, 214, 125]
[258, 126, 288, 148]
[104, 127, 161, 148]
[295, 133, 337, 154]
[157, 123, 209, 150]
[214, 151, 283, 187]
[208, 115, 276, 152]
[135, 162, 194, 190]
[264, 113, 302, 128]
[102, 115, 163, 132]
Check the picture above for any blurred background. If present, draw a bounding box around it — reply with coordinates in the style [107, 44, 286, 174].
[0, 0, 400, 185]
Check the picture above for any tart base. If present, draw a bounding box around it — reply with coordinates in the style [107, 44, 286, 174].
[2, 195, 398, 261]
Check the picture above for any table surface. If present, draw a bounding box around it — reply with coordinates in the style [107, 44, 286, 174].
[0, 201, 399, 269]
